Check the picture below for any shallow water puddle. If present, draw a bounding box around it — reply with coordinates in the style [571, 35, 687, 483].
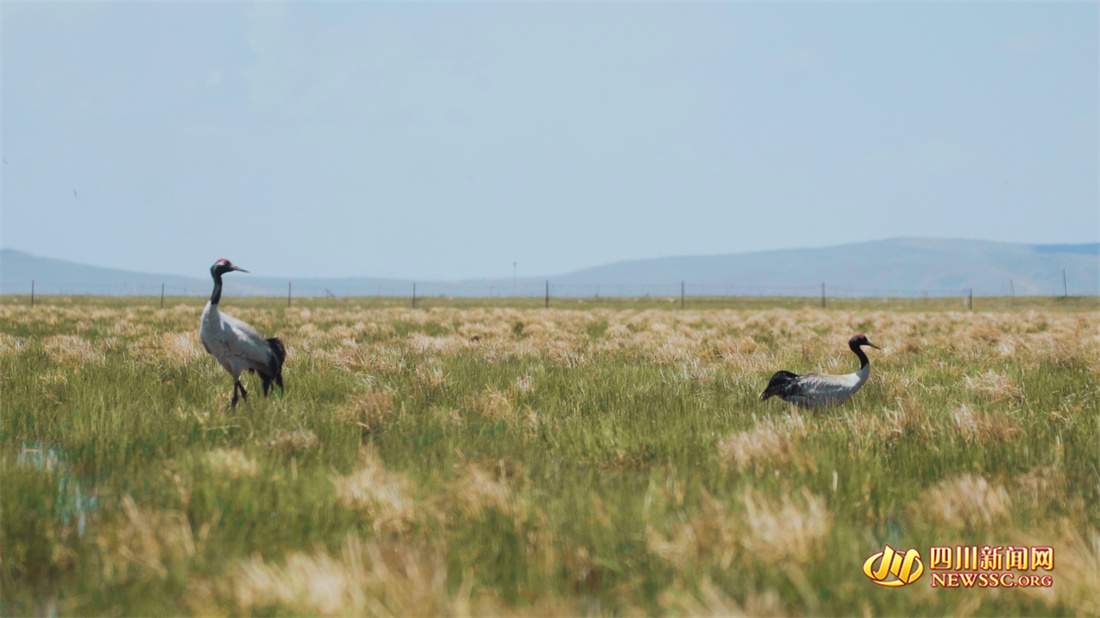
[17, 440, 99, 537]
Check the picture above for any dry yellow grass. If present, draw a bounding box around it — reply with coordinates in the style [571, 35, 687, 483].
[718, 413, 808, 473]
[739, 487, 832, 567]
[987, 519, 1100, 617]
[916, 474, 1013, 529]
[337, 389, 395, 431]
[206, 449, 259, 480]
[1044, 525, 1100, 617]
[950, 405, 1022, 444]
[447, 456, 528, 522]
[326, 342, 406, 375]
[332, 447, 419, 536]
[95, 495, 195, 582]
[1010, 466, 1067, 514]
[43, 335, 106, 366]
[657, 577, 786, 617]
[833, 401, 943, 453]
[0, 332, 27, 357]
[465, 388, 516, 422]
[265, 430, 320, 456]
[414, 361, 451, 392]
[646, 490, 737, 572]
[231, 533, 452, 617]
[964, 370, 1027, 404]
[128, 331, 205, 366]
[228, 530, 589, 618]
[14, 303, 1078, 383]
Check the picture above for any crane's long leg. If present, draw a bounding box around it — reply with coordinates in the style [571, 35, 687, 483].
[230, 379, 249, 407]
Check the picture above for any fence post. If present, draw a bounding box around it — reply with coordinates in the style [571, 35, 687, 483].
[1009, 279, 1015, 305]
[288, 282, 292, 308]
[160, 283, 165, 308]
[968, 288, 973, 311]
[681, 281, 685, 310]
[544, 280, 549, 309]
[412, 283, 417, 308]
[31, 280, 35, 307]
[821, 283, 826, 309]
[1063, 268, 1068, 297]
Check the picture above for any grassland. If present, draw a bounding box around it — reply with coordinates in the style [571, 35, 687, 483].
[1, 296, 1097, 616]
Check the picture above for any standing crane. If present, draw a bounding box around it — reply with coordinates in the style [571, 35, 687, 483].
[200, 259, 286, 406]
[760, 333, 881, 409]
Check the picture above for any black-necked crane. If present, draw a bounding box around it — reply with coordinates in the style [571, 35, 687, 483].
[200, 259, 286, 406]
[760, 333, 881, 409]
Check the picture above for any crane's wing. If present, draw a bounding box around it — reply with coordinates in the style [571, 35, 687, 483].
[761, 370, 800, 401]
[220, 313, 272, 366]
[790, 372, 863, 403]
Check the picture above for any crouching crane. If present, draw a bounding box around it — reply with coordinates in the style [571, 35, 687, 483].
[760, 333, 881, 409]
[200, 259, 286, 406]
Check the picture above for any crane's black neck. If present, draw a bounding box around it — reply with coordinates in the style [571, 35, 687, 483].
[210, 273, 223, 305]
[849, 340, 869, 369]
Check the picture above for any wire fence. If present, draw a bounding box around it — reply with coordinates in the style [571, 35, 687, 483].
[3, 276, 1095, 307]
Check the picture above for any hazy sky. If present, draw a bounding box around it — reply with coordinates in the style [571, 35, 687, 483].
[3, 2, 1097, 280]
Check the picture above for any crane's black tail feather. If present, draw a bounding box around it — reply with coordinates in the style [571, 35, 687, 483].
[260, 337, 287, 396]
[760, 370, 799, 401]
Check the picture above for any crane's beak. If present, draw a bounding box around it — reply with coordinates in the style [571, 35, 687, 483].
[866, 341, 881, 350]
[231, 265, 249, 273]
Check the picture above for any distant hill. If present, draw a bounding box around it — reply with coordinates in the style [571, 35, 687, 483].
[549, 239, 1100, 297]
[0, 249, 408, 298]
[2, 238, 1097, 298]
[1, 249, 208, 296]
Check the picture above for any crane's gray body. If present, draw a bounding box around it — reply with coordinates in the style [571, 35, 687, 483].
[761, 334, 879, 409]
[200, 302, 273, 380]
[762, 364, 871, 408]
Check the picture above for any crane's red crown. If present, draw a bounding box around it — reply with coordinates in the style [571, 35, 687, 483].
[215, 258, 229, 265]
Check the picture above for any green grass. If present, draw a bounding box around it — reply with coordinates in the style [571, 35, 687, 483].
[1, 297, 1097, 616]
